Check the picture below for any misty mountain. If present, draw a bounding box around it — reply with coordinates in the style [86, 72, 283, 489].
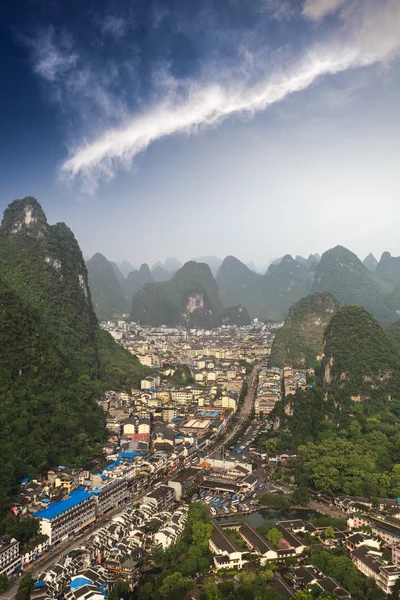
[117, 259, 136, 278]
[269, 292, 340, 369]
[86, 253, 128, 320]
[110, 261, 125, 283]
[151, 265, 172, 282]
[362, 252, 378, 272]
[311, 246, 398, 325]
[130, 261, 250, 327]
[217, 254, 310, 321]
[246, 260, 258, 273]
[123, 263, 154, 300]
[376, 251, 400, 285]
[295, 255, 308, 268]
[191, 255, 222, 276]
[164, 257, 183, 272]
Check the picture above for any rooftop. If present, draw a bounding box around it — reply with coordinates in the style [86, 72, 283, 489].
[33, 488, 93, 520]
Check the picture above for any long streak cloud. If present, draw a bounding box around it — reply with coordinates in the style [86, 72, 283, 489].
[59, 0, 400, 190]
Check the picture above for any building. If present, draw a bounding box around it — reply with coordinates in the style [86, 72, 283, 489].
[0, 537, 21, 575]
[33, 489, 97, 546]
[93, 479, 128, 515]
[351, 544, 400, 595]
[142, 486, 176, 511]
[209, 523, 248, 570]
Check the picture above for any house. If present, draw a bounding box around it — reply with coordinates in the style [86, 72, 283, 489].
[142, 486, 176, 511]
[285, 565, 352, 599]
[237, 522, 278, 564]
[351, 544, 400, 595]
[209, 523, 248, 570]
[0, 537, 21, 575]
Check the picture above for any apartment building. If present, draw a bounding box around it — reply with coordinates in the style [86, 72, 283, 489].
[33, 489, 97, 545]
[0, 537, 21, 575]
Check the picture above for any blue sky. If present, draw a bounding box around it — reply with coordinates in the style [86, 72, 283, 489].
[1, 0, 400, 268]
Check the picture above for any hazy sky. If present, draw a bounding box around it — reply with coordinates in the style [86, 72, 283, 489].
[1, 0, 400, 268]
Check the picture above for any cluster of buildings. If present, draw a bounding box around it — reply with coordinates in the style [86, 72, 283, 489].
[30, 485, 186, 600]
[254, 366, 309, 416]
[101, 321, 274, 369]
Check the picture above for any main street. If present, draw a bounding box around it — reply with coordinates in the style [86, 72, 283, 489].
[2, 362, 260, 599]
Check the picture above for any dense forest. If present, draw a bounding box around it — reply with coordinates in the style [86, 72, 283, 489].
[267, 306, 400, 498]
[0, 198, 148, 514]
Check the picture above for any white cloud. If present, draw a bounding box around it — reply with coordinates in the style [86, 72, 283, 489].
[302, 0, 346, 21]
[29, 28, 78, 82]
[49, 0, 400, 191]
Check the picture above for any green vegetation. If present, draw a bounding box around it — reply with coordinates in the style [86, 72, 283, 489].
[323, 305, 400, 399]
[266, 527, 283, 547]
[226, 529, 247, 549]
[0, 574, 8, 593]
[309, 549, 386, 600]
[259, 494, 291, 509]
[109, 579, 130, 600]
[269, 293, 339, 368]
[267, 304, 400, 498]
[139, 504, 213, 599]
[130, 261, 250, 328]
[0, 198, 149, 514]
[385, 318, 400, 349]
[16, 575, 34, 600]
[221, 304, 251, 326]
[98, 329, 151, 391]
[376, 251, 400, 286]
[169, 365, 195, 387]
[86, 252, 128, 320]
[312, 246, 398, 325]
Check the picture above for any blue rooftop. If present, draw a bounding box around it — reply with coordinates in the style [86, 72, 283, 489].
[33, 488, 92, 520]
[70, 577, 92, 591]
[119, 451, 142, 458]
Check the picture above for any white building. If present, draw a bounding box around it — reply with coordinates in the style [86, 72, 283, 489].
[0, 538, 21, 575]
[33, 489, 97, 546]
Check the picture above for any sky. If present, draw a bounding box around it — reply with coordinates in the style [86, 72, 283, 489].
[0, 0, 400, 269]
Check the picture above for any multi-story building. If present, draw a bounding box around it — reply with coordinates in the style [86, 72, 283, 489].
[142, 486, 176, 510]
[0, 537, 21, 575]
[351, 545, 400, 595]
[93, 479, 128, 515]
[33, 489, 97, 545]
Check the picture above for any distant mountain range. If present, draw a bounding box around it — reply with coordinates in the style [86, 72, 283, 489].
[86, 247, 400, 326]
[130, 261, 250, 328]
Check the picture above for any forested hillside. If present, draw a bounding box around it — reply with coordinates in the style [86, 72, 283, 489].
[269, 292, 339, 368]
[267, 305, 400, 498]
[0, 197, 147, 514]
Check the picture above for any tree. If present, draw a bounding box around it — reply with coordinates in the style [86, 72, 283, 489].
[192, 521, 212, 549]
[292, 487, 310, 506]
[15, 575, 34, 600]
[109, 579, 130, 600]
[266, 528, 283, 548]
[198, 557, 210, 573]
[139, 582, 153, 600]
[322, 526, 335, 539]
[159, 572, 191, 600]
[0, 574, 8, 593]
[179, 557, 197, 575]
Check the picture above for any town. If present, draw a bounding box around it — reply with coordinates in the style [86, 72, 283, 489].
[2, 320, 400, 600]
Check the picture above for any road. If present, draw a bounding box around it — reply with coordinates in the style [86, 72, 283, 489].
[2, 362, 261, 599]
